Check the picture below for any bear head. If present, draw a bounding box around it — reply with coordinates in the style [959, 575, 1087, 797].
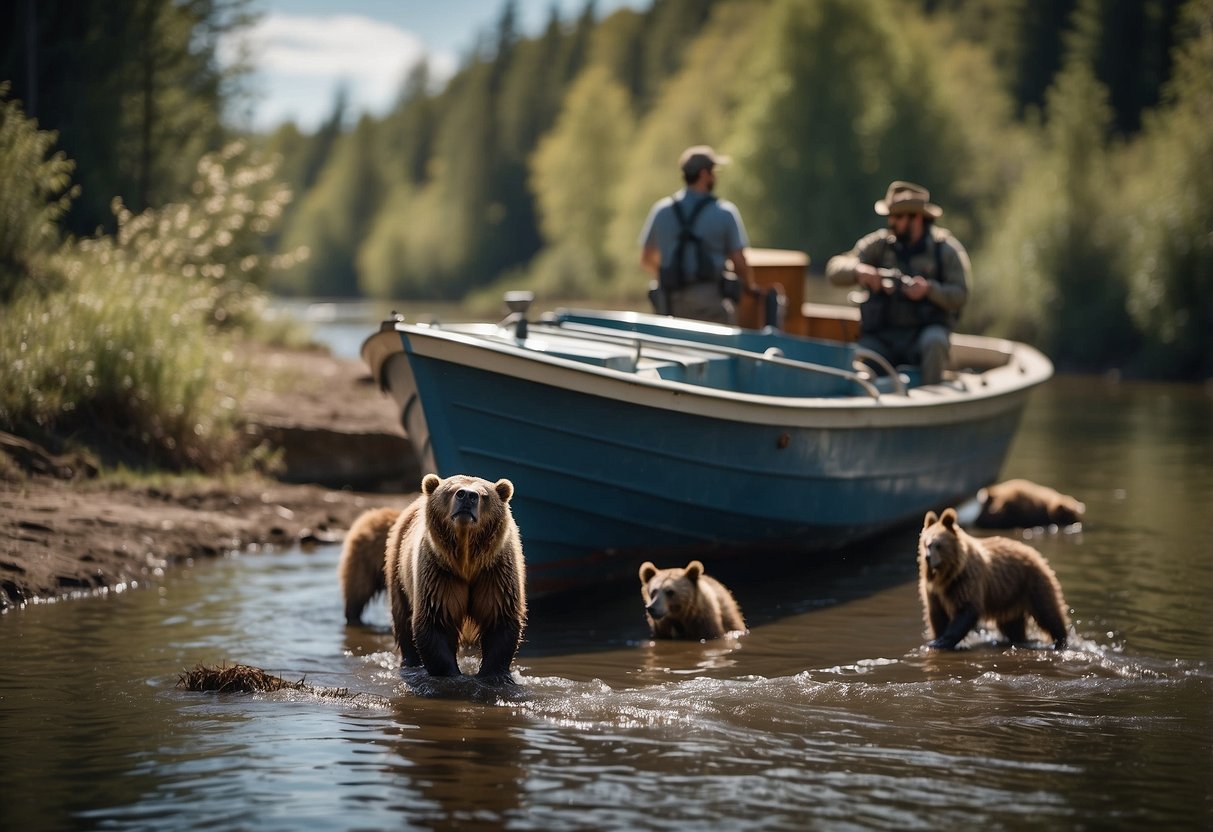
[421, 473, 515, 565]
[638, 560, 705, 622]
[1043, 492, 1085, 526]
[919, 507, 966, 582]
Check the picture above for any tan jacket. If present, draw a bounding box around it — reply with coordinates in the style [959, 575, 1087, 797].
[827, 225, 970, 328]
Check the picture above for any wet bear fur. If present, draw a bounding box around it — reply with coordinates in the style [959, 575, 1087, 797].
[384, 473, 526, 681]
[338, 506, 400, 625]
[975, 478, 1085, 529]
[638, 560, 745, 640]
[919, 507, 1069, 649]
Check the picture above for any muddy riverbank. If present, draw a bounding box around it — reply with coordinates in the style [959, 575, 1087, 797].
[0, 345, 419, 612]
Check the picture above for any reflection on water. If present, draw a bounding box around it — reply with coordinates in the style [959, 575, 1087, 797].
[1, 378, 1210, 830]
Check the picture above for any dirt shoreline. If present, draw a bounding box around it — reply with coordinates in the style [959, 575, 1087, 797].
[0, 345, 419, 613]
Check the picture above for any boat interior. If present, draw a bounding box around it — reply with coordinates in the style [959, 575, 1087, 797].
[384, 295, 1024, 402]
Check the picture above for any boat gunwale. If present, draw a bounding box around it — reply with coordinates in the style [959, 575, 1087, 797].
[362, 319, 1053, 431]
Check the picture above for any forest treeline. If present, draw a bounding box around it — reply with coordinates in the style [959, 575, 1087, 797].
[2, 0, 1212, 387]
[255, 0, 1210, 378]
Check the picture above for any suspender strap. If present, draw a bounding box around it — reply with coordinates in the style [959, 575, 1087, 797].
[671, 194, 714, 231]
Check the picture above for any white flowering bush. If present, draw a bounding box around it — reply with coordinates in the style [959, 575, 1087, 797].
[0, 136, 297, 472]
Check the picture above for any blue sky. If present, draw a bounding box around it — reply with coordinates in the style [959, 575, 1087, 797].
[227, 0, 649, 131]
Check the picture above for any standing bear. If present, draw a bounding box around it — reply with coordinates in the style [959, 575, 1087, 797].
[384, 473, 526, 682]
[638, 560, 746, 640]
[918, 507, 1070, 650]
[338, 506, 400, 625]
[975, 478, 1085, 529]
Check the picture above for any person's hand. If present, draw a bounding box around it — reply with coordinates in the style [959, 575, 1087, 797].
[855, 264, 883, 292]
[902, 275, 931, 301]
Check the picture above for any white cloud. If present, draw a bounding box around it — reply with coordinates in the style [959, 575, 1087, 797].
[225, 13, 456, 132]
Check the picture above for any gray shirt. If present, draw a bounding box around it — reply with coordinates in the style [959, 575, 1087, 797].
[639, 189, 749, 279]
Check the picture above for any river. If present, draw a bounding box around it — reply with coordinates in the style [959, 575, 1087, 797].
[1, 309, 1210, 830]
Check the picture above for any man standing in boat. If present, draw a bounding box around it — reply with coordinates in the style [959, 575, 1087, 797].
[639, 145, 752, 324]
[826, 181, 970, 385]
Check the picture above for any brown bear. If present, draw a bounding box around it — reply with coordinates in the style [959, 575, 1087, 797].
[338, 506, 400, 625]
[638, 560, 745, 640]
[919, 507, 1070, 650]
[975, 478, 1085, 529]
[384, 473, 525, 682]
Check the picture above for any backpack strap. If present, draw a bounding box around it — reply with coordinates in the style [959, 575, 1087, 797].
[671, 194, 715, 230]
[668, 195, 717, 285]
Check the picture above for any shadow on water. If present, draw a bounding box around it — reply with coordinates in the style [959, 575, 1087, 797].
[523, 518, 928, 659]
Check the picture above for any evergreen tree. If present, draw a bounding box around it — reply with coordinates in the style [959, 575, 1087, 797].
[379, 62, 439, 185]
[972, 56, 1133, 369]
[726, 0, 975, 263]
[356, 180, 416, 299]
[274, 115, 386, 296]
[529, 66, 635, 293]
[606, 0, 763, 286]
[635, 0, 720, 107]
[1124, 0, 1213, 377]
[0, 0, 250, 235]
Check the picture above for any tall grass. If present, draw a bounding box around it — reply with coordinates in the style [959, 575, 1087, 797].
[0, 106, 298, 472]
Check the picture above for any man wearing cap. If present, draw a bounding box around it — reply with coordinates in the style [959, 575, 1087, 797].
[639, 145, 752, 324]
[826, 181, 970, 385]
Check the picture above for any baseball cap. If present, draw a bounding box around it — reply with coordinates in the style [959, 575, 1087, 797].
[679, 145, 731, 176]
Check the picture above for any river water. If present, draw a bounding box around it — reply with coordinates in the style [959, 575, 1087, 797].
[2, 327, 1210, 829]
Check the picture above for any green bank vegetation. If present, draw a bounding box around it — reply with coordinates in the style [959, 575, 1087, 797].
[0, 89, 296, 472]
[263, 0, 1210, 378]
[0, 0, 1210, 476]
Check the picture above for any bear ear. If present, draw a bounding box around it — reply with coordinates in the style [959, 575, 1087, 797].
[421, 473, 441, 496]
[639, 562, 658, 583]
[941, 507, 958, 529]
[494, 478, 514, 503]
[684, 560, 704, 582]
[923, 510, 938, 528]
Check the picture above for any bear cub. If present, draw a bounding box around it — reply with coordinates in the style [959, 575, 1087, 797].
[338, 506, 400, 625]
[919, 507, 1069, 650]
[638, 560, 745, 640]
[975, 478, 1085, 529]
[385, 473, 526, 682]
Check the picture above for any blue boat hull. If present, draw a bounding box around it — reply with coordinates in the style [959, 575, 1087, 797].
[400, 341, 1026, 594]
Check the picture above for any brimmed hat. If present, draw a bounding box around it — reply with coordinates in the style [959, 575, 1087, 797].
[874, 180, 943, 218]
[679, 145, 731, 176]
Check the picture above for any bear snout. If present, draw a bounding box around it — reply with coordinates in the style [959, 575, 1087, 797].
[451, 488, 480, 522]
[921, 545, 943, 576]
[645, 598, 667, 619]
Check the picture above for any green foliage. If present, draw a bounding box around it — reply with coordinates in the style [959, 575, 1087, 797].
[355, 180, 417, 299]
[1123, 0, 1213, 377]
[1, 0, 1171, 377]
[90, 142, 294, 325]
[632, 0, 720, 107]
[288, 1, 724, 304]
[0, 0, 252, 234]
[273, 116, 385, 297]
[0, 86, 76, 301]
[530, 66, 635, 289]
[0, 141, 294, 472]
[605, 0, 763, 294]
[725, 0, 992, 262]
[971, 60, 1135, 369]
[921, 0, 1184, 135]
